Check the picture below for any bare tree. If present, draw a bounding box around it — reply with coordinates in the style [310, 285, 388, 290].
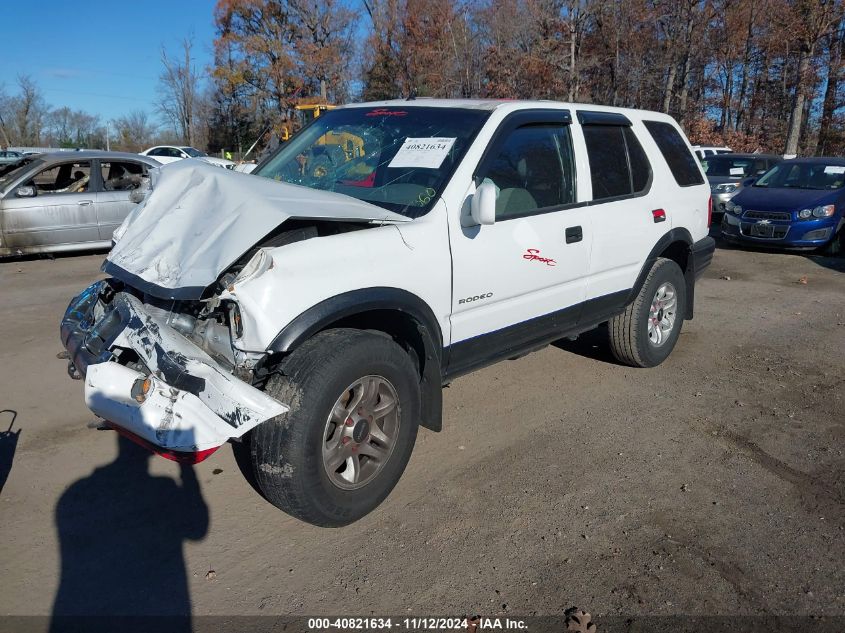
[783, 0, 842, 155]
[0, 84, 12, 147]
[112, 110, 158, 152]
[8, 75, 47, 146]
[158, 38, 200, 146]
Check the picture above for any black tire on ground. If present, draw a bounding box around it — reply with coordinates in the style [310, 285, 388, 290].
[247, 328, 420, 527]
[608, 257, 686, 368]
[821, 227, 843, 257]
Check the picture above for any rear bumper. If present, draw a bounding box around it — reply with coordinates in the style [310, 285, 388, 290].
[60, 281, 287, 454]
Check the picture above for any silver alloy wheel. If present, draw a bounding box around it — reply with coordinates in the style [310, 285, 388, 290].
[647, 282, 677, 347]
[321, 375, 401, 490]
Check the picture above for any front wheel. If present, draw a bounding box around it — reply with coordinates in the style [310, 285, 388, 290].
[247, 329, 420, 527]
[608, 257, 686, 368]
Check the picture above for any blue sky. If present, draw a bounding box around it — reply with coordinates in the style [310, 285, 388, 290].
[1, 0, 218, 122]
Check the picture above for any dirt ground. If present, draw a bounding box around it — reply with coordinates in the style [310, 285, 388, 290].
[1, 234, 843, 627]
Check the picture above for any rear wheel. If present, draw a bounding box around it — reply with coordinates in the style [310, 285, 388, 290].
[608, 258, 686, 368]
[246, 329, 420, 527]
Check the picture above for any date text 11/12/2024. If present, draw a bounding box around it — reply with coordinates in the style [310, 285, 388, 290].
[307, 617, 529, 631]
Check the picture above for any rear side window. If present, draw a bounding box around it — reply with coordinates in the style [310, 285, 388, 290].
[644, 121, 704, 186]
[583, 125, 651, 200]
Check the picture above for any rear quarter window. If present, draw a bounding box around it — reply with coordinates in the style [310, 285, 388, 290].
[643, 121, 704, 187]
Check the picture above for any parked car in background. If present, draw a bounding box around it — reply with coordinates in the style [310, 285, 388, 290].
[140, 145, 234, 169]
[0, 150, 24, 165]
[692, 145, 732, 161]
[703, 153, 783, 214]
[234, 162, 258, 174]
[721, 157, 845, 255]
[0, 151, 160, 256]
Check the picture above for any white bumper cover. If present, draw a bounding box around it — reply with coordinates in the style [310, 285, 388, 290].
[62, 282, 288, 453]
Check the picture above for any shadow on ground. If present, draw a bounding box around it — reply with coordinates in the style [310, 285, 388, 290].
[553, 325, 618, 365]
[0, 410, 20, 496]
[50, 435, 209, 633]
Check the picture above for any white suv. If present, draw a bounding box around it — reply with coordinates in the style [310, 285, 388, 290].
[62, 100, 715, 526]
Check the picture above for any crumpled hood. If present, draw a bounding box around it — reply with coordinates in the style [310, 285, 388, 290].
[105, 160, 409, 299]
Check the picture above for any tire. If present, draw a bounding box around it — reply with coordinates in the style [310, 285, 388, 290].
[821, 227, 843, 257]
[247, 328, 420, 527]
[608, 257, 686, 368]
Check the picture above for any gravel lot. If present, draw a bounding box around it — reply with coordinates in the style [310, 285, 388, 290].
[1, 235, 843, 627]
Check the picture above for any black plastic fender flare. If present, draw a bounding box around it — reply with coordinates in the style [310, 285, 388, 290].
[625, 228, 697, 320]
[268, 287, 444, 431]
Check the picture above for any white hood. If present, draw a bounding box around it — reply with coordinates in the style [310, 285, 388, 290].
[106, 160, 409, 298]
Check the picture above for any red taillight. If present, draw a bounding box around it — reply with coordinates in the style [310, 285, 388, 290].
[106, 422, 221, 464]
[707, 195, 713, 227]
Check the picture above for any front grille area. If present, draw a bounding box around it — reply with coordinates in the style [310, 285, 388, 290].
[740, 223, 789, 239]
[744, 210, 791, 221]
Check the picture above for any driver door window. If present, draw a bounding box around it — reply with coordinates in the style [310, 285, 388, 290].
[28, 161, 92, 194]
[478, 124, 576, 220]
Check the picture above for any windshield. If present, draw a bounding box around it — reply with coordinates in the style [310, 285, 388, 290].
[181, 147, 206, 157]
[0, 157, 41, 191]
[254, 106, 490, 217]
[701, 156, 760, 178]
[755, 162, 845, 190]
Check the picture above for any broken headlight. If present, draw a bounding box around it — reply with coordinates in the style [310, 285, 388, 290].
[232, 248, 273, 286]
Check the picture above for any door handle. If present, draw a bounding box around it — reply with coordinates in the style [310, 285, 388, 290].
[565, 226, 583, 244]
[78, 200, 93, 206]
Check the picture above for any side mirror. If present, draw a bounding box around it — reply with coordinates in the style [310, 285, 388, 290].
[15, 185, 36, 198]
[741, 177, 756, 187]
[470, 182, 497, 226]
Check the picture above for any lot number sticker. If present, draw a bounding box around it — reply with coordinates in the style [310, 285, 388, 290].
[389, 138, 457, 169]
[729, 167, 745, 176]
[823, 165, 845, 174]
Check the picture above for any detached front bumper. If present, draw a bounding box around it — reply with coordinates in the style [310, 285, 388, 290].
[60, 281, 288, 457]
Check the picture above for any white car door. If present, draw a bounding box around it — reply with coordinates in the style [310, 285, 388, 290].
[446, 112, 592, 375]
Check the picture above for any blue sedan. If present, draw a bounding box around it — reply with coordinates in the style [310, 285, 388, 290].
[721, 157, 845, 255]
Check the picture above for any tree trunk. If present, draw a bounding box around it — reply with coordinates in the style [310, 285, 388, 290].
[662, 64, 677, 113]
[785, 45, 812, 155]
[817, 26, 844, 154]
[734, 2, 757, 131]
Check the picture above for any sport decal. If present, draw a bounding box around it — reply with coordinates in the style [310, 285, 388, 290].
[522, 248, 556, 266]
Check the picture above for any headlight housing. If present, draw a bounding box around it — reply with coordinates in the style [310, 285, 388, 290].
[725, 200, 743, 215]
[713, 183, 739, 194]
[232, 248, 273, 286]
[798, 205, 835, 220]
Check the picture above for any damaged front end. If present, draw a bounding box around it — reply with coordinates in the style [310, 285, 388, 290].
[60, 279, 288, 462]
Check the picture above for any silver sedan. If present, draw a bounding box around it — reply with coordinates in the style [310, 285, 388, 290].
[0, 151, 160, 257]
